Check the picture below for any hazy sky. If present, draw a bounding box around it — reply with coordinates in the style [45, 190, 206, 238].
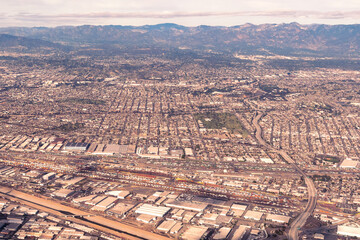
[1, 0, 360, 27]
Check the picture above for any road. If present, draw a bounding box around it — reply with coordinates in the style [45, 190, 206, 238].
[252, 112, 317, 240]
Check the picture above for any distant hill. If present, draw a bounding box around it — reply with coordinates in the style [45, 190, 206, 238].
[0, 34, 63, 50]
[1, 23, 360, 57]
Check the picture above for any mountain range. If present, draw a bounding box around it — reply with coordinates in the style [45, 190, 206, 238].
[0, 23, 360, 57]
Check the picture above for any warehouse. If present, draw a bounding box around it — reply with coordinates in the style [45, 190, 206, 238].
[42, 172, 56, 181]
[136, 214, 155, 223]
[135, 204, 170, 217]
[170, 222, 183, 234]
[157, 220, 177, 233]
[181, 226, 208, 240]
[165, 200, 208, 212]
[92, 196, 117, 210]
[340, 159, 359, 168]
[337, 225, 360, 238]
[102, 144, 121, 155]
[73, 195, 96, 204]
[266, 214, 291, 224]
[86, 196, 107, 206]
[213, 227, 232, 240]
[243, 210, 263, 221]
[231, 225, 250, 240]
[106, 190, 130, 199]
[64, 142, 89, 151]
[108, 202, 136, 217]
[231, 203, 248, 211]
[52, 189, 74, 198]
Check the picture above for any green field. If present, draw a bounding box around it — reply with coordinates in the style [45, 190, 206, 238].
[194, 112, 248, 136]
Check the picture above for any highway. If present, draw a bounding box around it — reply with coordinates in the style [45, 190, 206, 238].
[252, 112, 317, 240]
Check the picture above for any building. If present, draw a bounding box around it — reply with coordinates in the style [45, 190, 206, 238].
[181, 226, 208, 240]
[165, 200, 208, 212]
[42, 172, 56, 181]
[108, 202, 136, 217]
[135, 204, 170, 217]
[93, 196, 117, 210]
[266, 214, 291, 224]
[106, 190, 130, 199]
[243, 211, 263, 221]
[340, 159, 359, 168]
[337, 225, 360, 238]
[231, 225, 250, 240]
[213, 227, 232, 240]
[157, 220, 177, 233]
[52, 189, 74, 198]
[231, 203, 248, 211]
[136, 214, 155, 223]
[64, 142, 89, 151]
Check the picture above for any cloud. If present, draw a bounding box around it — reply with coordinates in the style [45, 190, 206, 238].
[14, 10, 360, 20]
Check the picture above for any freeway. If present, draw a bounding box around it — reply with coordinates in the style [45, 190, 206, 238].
[252, 112, 317, 240]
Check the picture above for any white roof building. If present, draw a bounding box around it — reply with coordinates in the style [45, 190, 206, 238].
[157, 220, 177, 233]
[165, 200, 208, 212]
[243, 210, 263, 221]
[337, 225, 360, 238]
[266, 214, 291, 224]
[340, 159, 359, 168]
[231, 203, 248, 211]
[135, 204, 170, 217]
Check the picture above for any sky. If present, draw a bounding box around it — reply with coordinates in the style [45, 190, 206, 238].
[1, 0, 360, 27]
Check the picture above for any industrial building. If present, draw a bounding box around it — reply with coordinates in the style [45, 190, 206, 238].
[135, 204, 170, 217]
[108, 202, 136, 217]
[136, 214, 155, 223]
[42, 172, 56, 181]
[181, 226, 208, 240]
[106, 190, 131, 199]
[337, 225, 360, 238]
[243, 210, 263, 221]
[52, 189, 74, 198]
[213, 227, 232, 240]
[64, 142, 89, 151]
[165, 200, 208, 212]
[340, 159, 359, 168]
[231, 225, 250, 240]
[265, 214, 291, 224]
[231, 203, 248, 211]
[91, 196, 117, 211]
[157, 220, 177, 233]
